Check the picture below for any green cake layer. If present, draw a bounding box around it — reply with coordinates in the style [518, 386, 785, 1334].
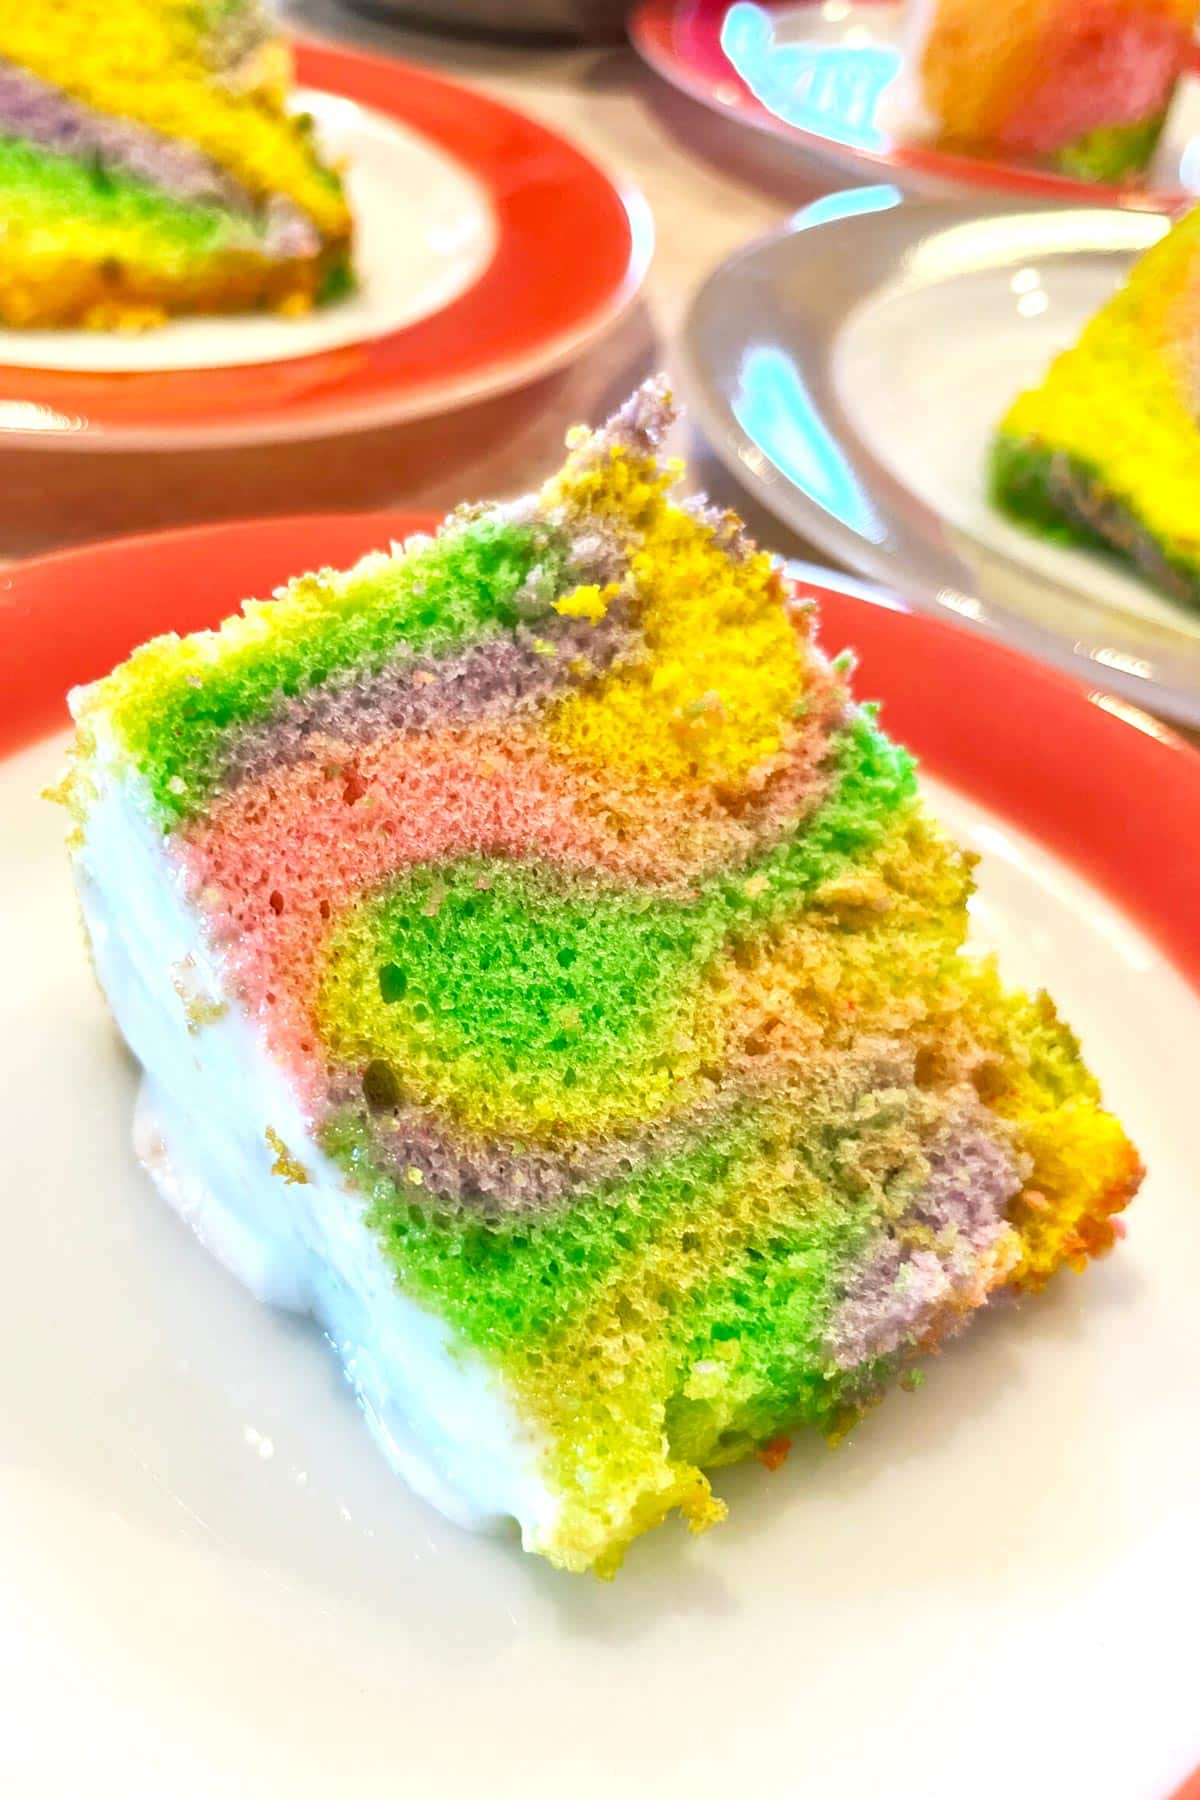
[0, 136, 273, 267]
[1053, 115, 1167, 184]
[990, 435, 1200, 607]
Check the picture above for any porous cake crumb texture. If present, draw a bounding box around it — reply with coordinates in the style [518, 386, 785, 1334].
[66, 381, 1141, 1573]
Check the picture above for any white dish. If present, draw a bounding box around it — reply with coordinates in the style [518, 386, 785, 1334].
[683, 190, 1200, 725]
[0, 90, 496, 376]
[5, 719, 1199, 1799]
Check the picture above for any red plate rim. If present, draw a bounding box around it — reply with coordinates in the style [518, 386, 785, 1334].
[0, 38, 651, 451]
[631, 0, 1197, 213]
[5, 507, 1200, 1011]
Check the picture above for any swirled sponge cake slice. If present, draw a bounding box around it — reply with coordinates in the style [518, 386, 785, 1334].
[57, 381, 1141, 1575]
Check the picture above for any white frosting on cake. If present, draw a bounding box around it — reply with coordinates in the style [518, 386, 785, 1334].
[70, 750, 559, 1550]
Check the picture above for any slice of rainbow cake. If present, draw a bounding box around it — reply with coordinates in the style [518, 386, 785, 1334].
[885, 0, 1197, 181]
[992, 207, 1200, 604]
[0, 0, 352, 329]
[58, 382, 1141, 1575]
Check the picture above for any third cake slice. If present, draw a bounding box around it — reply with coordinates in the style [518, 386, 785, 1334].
[992, 204, 1200, 606]
[0, 0, 353, 328]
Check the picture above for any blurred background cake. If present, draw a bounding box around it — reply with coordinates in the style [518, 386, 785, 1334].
[341, 0, 630, 41]
[883, 0, 1199, 181]
[0, 0, 354, 329]
[992, 204, 1200, 604]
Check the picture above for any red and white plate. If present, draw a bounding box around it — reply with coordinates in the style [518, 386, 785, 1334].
[3, 513, 1199, 1798]
[0, 40, 650, 450]
[632, 0, 1200, 208]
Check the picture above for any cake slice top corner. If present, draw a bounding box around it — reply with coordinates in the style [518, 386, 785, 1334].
[70, 376, 869, 835]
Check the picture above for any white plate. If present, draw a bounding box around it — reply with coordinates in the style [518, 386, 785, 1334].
[684, 190, 1200, 726]
[5, 723, 1199, 1800]
[0, 89, 496, 375]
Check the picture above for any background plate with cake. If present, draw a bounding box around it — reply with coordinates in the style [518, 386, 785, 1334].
[3, 483, 1199, 1795]
[633, 0, 1200, 207]
[683, 187, 1200, 729]
[0, 18, 649, 445]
